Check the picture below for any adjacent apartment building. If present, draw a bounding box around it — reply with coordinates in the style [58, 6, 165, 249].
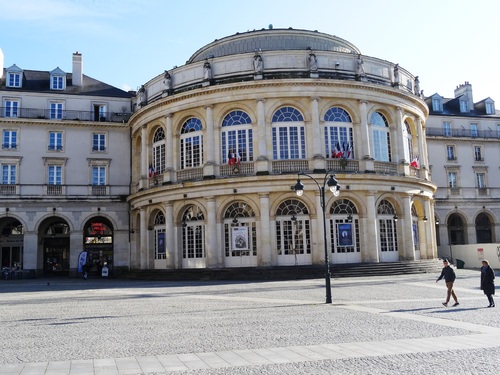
[0, 50, 134, 277]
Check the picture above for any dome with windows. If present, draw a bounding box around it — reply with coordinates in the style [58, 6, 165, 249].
[128, 28, 436, 275]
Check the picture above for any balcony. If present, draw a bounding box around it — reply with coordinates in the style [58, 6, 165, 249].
[427, 127, 500, 139]
[1, 107, 131, 123]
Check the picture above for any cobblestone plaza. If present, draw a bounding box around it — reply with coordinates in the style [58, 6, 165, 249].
[0, 270, 498, 374]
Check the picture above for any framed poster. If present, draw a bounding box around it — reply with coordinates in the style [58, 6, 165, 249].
[337, 223, 353, 246]
[231, 227, 249, 251]
[157, 232, 166, 254]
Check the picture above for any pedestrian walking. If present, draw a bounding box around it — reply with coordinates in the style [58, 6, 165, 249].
[480, 260, 495, 308]
[436, 259, 459, 307]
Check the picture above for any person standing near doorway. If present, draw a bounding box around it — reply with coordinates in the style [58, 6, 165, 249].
[480, 260, 495, 308]
[436, 259, 459, 307]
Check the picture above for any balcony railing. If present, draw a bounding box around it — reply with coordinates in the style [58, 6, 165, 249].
[427, 127, 500, 139]
[1, 107, 131, 123]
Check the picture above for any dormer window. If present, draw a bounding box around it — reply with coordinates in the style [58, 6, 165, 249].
[459, 99, 468, 113]
[6, 64, 23, 88]
[432, 96, 442, 112]
[50, 67, 66, 90]
[485, 101, 495, 115]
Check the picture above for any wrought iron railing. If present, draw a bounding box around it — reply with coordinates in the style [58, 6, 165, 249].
[1, 107, 131, 123]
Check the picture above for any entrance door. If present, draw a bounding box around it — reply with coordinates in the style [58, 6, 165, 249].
[43, 237, 70, 276]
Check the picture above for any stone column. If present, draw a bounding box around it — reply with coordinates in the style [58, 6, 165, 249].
[164, 201, 175, 268]
[22, 231, 38, 272]
[204, 105, 216, 177]
[205, 196, 218, 267]
[310, 97, 325, 171]
[259, 193, 272, 265]
[165, 114, 174, 183]
[358, 100, 371, 159]
[401, 194, 415, 260]
[140, 125, 148, 189]
[256, 98, 270, 174]
[364, 192, 378, 262]
[314, 190, 325, 264]
[139, 208, 148, 269]
[394, 107, 404, 164]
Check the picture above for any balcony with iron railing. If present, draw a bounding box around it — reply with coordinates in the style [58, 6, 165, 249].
[0, 184, 124, 198]
[1, 108, 131, 123]
[427, 127, 500, 139]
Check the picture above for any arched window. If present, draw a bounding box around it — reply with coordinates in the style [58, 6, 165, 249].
[181, 204, 205, 260]
[272, 106, 306, 160]
[221, 110, 253, 163]
[475, 213, 492, 243]
[223, 201, 257, 260]
[153, 127, 166, 175]
[153, 211, 166, 260]
[403, 120, 414, 165]
[275, 199, 311, 261]
[377, 199, 398, 259]
[370, 112, 391, 162]
[329, 199, 360, 259]
[448, 214, 465, 245]
[411, 204, 419, 252]
[324, 107, 354, 159]
[180, 118, 203, 169]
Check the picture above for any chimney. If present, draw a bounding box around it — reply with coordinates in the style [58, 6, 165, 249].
[72, 51, 83, 87]
[454, 81, 473, 109]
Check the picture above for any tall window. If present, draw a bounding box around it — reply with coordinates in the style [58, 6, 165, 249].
[2, 164, 16, 184]
[272, 106, 305, 160]
[153, 127, 166, 174]
[48, 165, 62, 185]
[92, 166, 106, 186]
[476, 173, 486, 189]
[470, 123, 478, 138]
[403, 121, 414, 163]
[92, 133, 106, 152]
[4, 100, 19, 118]
[50, 102, 63, 119]
[485, 102, 495, 115]
[3, 130, 17, 150]
[446, 145, 456, 160]
[330, 199, 359, 254]
[49, 131, 63, 151]
[377, 199, 398, 253]
[51, 76, 64, 90]
[221, 110, 253, 163]
[180, 118, 203, 169]
[324, 107, 353, 158]
[448, 214, 465, 245]
[181, 204, 205, 259]
[224, 201, 257, 258]
[476, 213, 492, 243]
[460, 100, 468, 113]
[443, 121, 451, 137]
[275, 199, 310, 257]
[432, 97, 442, 112]
[370, 111, 391, 162]
[473, 146, 483, 161]
[153, 211, 166, 260]
[448, 171, 458, 188]
[411, 205, 419, 252]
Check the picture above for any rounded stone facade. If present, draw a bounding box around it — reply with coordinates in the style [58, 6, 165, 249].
[128, 28, 435, 271]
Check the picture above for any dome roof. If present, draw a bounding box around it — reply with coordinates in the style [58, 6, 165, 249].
[188, 28, 361, 63]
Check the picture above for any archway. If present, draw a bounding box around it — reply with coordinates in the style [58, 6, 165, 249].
[83, 217, 114, 276]
[0, 218, 24, 276]
[40, 218, 70, 276]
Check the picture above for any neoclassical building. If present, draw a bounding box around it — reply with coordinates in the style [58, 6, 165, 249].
[128, 28, 437, 271]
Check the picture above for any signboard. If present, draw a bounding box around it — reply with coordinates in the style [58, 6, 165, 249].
[337, 223, 353, 247]
[231, 227, 249, 251]
[477, 248, 484, 260]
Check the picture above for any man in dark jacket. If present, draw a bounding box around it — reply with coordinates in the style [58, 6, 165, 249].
[480, 260, 495, 308]
[436, 259, 459, 307]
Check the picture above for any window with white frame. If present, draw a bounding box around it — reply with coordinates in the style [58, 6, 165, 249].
[4, 99, 19, 118]
[403, 120, 414, 163]
[485, 102, 495, 115]
[497, 124, 500, 138]
[2, 164, 16, 184]
[446, 145, 456, 160]
[92, 133, 106, 152]
[48, 131, 63, 151]
[474, 146, 483, 161]
[272, 106, 306, 160]
[51, 75, 64, 90]
[324, 107, 353, 159]
[7, 72, 22, 88]
[180, 118, 203, 169]
[448, 171, 458, 188]
[153, 127, 166, 174]
[92, 166, 106, 186]
[476, 172, 486, 189]
[50, 102, 63, 119]
[460, 100, 468, 113]
[48, 165, 62, 185]
[470, 123, 478, 138]
[443, 121, 451, 137]
[370, 111, 391, 162]
[154, 211, 166, 260]
[221, 110, 253, 163]
[432, 97, 442, 112]
[2, 130, 17, 150]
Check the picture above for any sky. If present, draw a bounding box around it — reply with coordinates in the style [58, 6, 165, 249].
[1, 0, 499, 102]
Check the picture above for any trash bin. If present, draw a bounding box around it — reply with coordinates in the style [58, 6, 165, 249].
[456, 259, 465, 269]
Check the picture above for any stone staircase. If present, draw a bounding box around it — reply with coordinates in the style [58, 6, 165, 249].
[121, 259, 443, 282]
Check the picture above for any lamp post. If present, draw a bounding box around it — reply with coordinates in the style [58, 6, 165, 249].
[293, 172, 340, 304]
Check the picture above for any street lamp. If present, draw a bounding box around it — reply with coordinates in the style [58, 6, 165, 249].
[293, 172, 340, 304]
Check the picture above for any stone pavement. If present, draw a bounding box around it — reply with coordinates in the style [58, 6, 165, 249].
[0, 269, 499, 374]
